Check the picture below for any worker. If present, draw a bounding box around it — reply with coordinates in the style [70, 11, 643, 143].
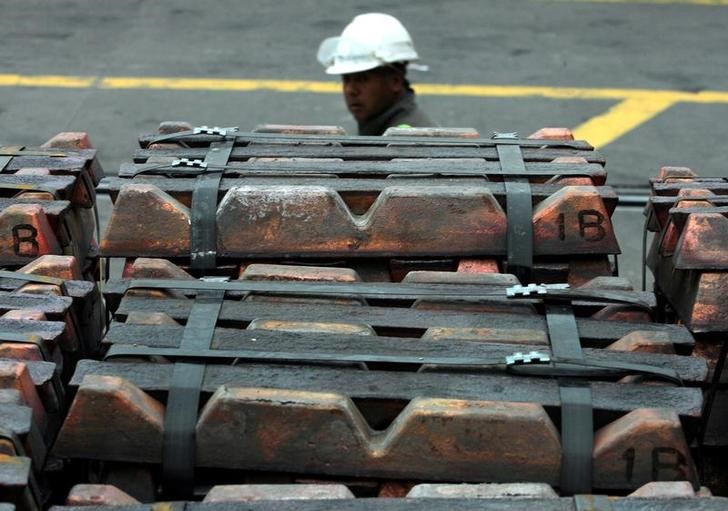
[317, 13, 436, 136]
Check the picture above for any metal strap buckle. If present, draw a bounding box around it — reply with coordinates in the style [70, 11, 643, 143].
[506, 351, 551, 365]
[192, 125, 239, 136]
[506, 283, 570, 297]
[172, 158, 208, 169]
[491, 131, 519, 140]
[199, 276, 230, 283]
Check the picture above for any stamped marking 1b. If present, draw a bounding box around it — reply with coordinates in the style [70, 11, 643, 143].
[557, 210, 607, 242]
[12, 224, 39, 257]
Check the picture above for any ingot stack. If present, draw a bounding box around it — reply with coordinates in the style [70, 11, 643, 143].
[0, 134, 106, 511]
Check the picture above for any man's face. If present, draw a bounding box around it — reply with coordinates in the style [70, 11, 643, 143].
[341, 68, 403, 123]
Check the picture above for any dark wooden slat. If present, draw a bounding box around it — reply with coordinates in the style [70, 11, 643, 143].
[104, 323, 707, 382]
[134, 145, 605, 164]
[0, 292, 73, 316]
[0, 175, 76, 198]
[3, 156, 93, 173]
[118, 159, 607, 179]
[70, 359, 703, 417]
[138, 131, 596, 149]
[112, 297, 693, 347]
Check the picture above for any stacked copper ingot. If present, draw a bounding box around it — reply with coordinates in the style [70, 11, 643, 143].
[47, 260, 709, 501]
[645, 166, 728, 492]
[50, 481, 725, 509]
[96, 123, 620, 285]
[0, 134, 105, 511]
[0, 258, 106, 511]
[0, 133, 103, 278]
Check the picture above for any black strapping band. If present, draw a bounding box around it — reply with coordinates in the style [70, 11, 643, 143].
[545, 300, 594, 495]
[560, 383, 594, 495]
[190, 141, 234, 271]
[495, 140, 533, 283]
[161, 289, 224, 498]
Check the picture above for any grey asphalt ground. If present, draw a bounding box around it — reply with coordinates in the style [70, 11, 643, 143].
[1, 0, 727, 287]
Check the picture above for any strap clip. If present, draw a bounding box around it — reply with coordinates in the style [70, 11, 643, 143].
[172, 158, 208, 169]
[506, 283, 570, 297]
[506, 351, 551, 366]
[192, 125, 239, 137]
[491, 131, 519, 140]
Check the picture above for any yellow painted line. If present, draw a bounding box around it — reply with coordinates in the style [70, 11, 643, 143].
[572, 96, 677, 147]
[551, 0, 728, 5]
[0, 74, 96, 88]
[99, 76, 340, 93]
[2, 73, 728, 104]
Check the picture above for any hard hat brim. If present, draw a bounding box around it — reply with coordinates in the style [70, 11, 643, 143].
[325, 60, 383, 75]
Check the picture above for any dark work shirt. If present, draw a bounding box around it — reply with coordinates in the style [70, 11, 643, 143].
[357, 90, 436, 136]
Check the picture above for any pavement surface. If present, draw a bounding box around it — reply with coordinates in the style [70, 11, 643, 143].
[1, 0, 727, 287]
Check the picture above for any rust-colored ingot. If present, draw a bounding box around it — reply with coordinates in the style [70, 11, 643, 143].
[383, 127, 480, 138]
[591, 306, 652, 323]
[549, 177, 595, 186]
[565, 258, 614, 287]
[252, 124, 346, 135]
[196, 388, 562, 482]
[533, 186, 619, 256]
[628, 481, 707, 498]
[16, 283, 62, 297]
[0, 344, 43, 362]
[54, 375, 164, 462]
[580, 276, 633, 291]
[217, 185, 507, 256]
[240, 264, 360, 282]
[65, 484, 140, 506]
[13, 192, 55, 202]
[123, 258, 194, 279]
[663, 199, 715, 253]
[676, 272, 728, 333]
[41, 132, 92, 150]
[422, 326, 547, 345]
[0, 204, 61, 259]
[674, 213, 728, 269]
[240, 264, 363, 305]
[656, 166, 697, 181]
[456, 258, 500, 273]
[406, 483, 558, 498]
[0, 361, 45, 426]
[17, 254, 82, 281]
[403, 271, 518, 285]
[157, 121, 193, 134]
[125, 312, 179, 326]
[248, 319, 375, 337]
[2, 311, 47, 322]
[378, 481, 414, 498]
[202, 484, 354, 502]
[528, 127, 574, 141]
[593, 408, 696, 489]
[122, 258, 193, 299]
[551, 157, 589, 164]
[101, 185, 190, 257]
[404, 271, 535, 314]
[606, 331, 676, 355]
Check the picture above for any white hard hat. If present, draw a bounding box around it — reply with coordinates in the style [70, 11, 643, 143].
[317, 13, 428, 75]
